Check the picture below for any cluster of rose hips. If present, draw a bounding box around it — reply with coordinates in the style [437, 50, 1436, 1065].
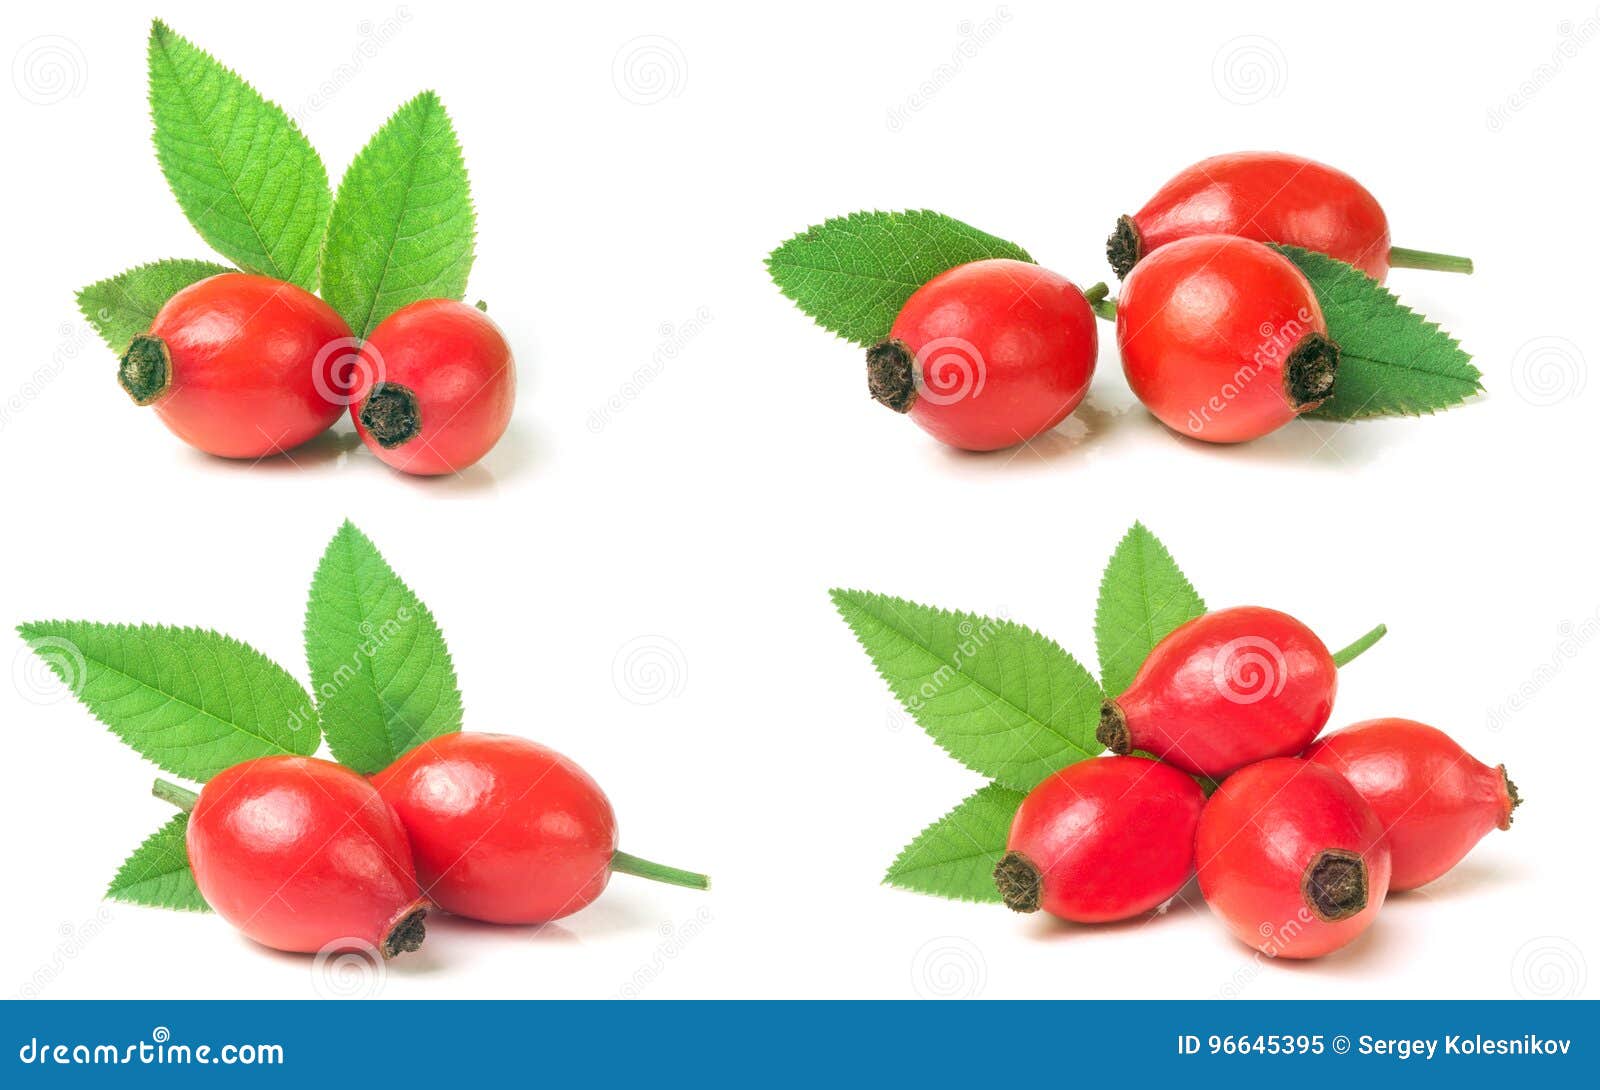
[996, 607, 1518, 959]
[871, 151, 1472, 449]
[119, 275, 515, 475]
[157, 734, 708, 959]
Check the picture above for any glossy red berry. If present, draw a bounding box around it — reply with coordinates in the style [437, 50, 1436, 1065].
[182, 757, 428, 958]
[118, 273, 353, 458]
[1100, 606, 1337, 779]
[865, 259, 1097, 451]
[1303, 718, 1520, 891]
[994, 756, 1206, 923]
[372, 733, 707, 925]
[1116, 235, 1339, 443]
[1197, 758, 1391, 959]
[351, 300, 516, 475]
[1107, 151, 1472, 282]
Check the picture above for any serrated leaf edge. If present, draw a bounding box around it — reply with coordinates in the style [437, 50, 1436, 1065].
[829, 588, 1101, 790]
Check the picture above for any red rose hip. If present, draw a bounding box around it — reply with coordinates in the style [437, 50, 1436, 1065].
[994, 756, 1206, 923]
[1303, 718, 1520, 890]
[352, 300, 516, 475]
[118, 273, 353, 458]
[372, 733, 707, 925]
[1197, 758, 1391, 959]
[1106, 151, 1472, 282]
[167, 757, 428, 958]
[1116, 235, 1339, 443]
[865, 258, 1097, 451]
[1099, 606, 1338, 778]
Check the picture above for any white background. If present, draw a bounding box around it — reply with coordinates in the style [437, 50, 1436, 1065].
[1, 0, 1595, 1000]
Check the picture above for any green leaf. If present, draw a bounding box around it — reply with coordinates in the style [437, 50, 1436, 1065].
[147, 19, 331, 290]
[767, 210, 1032, 346]
[885, 783, 1025, 903]
[320, 91, 475, 338]
[14, 622, 318, 780]
[1094, 522, 1207, 696]
[305, 521, 463, 774]
[76, 259, 230, 354]
[830, 589, 1101, 791]
[1273, 245, 1483, 420]
[107, 813, 209, 912]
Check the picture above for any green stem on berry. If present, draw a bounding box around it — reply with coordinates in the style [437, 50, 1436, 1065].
[611, 850, 710, 890]
[152, 778, 200, 812]
[1331, 623, 1387, 668]
[1388, 247, 1474, 275]
[1083, 282, 1118, 322]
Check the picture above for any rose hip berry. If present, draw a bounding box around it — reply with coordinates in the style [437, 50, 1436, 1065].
[118, 273, 353, 458]
[1304, 718, 1521, 891]
[372, 733, 707, 925]
[865, 258, 1097, 451]
[1197, 758, 1391, 959]
[1099, 606, 1337, 779]
[351, 300, 516, 475]
[1106, 151, 1473, 282]
[163, 757, 428, 958]
[1116, 235, 1340, 443]
[995, 756, 1206, 922]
